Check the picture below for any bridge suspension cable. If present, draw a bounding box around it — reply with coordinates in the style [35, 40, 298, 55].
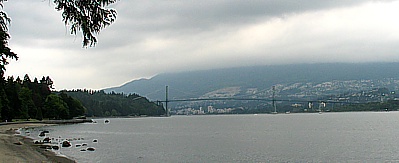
[158, 86, 357, 115]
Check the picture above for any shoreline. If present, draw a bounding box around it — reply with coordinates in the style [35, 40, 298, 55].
[0, 120, 91, 163]
[0, 119, 93, 126]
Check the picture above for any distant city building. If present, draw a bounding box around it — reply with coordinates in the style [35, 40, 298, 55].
[207, 106, 214, 113]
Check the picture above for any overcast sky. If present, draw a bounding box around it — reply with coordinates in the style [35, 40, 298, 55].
[4, 0, 399, 90]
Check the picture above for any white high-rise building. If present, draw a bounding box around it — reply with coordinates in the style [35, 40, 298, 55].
[207, 106, 214, 113]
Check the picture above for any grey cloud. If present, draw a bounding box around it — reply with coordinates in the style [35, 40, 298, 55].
[100, 0, 386, 48]
[114, 0, 374, 32]
[7, 1, 62, 38]
[5, 0, 399, 89]
[6, 0, 386, 49]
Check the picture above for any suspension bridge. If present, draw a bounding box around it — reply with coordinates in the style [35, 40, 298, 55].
[153, 86, 355, 116]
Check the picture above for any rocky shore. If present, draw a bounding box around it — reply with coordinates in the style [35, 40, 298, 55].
[0, 120, 92, 162]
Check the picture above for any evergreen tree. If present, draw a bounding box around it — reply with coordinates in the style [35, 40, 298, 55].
[5, 76, 21, 119]
[0, 2, 17, 80]
[59, 92, 86, 119]
[35, 107, 43, 121]
[0, 86, 10, 121]
[43, 94, 69, 119]
[19, 87, 36, 119]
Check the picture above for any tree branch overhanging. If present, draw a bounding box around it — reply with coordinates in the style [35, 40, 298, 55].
[53, 0, 118, 47]
[0, 0, 17, 77]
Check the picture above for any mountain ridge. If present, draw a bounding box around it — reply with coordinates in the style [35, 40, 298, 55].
[104, 62, 399, 101]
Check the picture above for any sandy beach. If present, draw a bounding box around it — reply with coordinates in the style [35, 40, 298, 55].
[0, 123, 75, 163]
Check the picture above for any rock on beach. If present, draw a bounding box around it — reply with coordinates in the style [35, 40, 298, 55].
[0, 123, 75, 163]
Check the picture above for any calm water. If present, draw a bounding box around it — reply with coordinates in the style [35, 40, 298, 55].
[23, 112, 399, 162]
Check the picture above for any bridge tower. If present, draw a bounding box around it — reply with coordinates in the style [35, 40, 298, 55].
[165, 85, 169, 117]
[272, 86, 277, 114]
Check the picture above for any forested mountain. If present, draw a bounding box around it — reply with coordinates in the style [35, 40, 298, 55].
[104, 62, 399, 101]
[63, 90, 165, 117]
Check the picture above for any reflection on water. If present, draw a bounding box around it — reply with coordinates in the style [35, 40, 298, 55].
[26, 112, 399, 162]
